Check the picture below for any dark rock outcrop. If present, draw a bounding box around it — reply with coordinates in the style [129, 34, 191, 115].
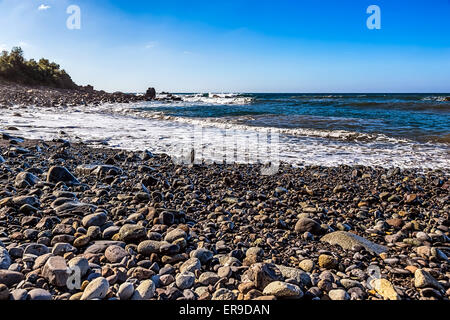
[144, 87, 156, 100]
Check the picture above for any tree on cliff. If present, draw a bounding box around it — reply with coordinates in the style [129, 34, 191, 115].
[0, 47, 77, 89]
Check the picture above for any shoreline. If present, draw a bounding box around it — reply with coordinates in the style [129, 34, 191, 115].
[1, 90, 449, 171]
[0, 133, 449, 300]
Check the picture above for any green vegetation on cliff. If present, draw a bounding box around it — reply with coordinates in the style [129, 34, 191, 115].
[0, 47, 77, 89]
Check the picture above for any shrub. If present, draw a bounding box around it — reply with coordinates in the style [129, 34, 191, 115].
[0, 47, 77, 89]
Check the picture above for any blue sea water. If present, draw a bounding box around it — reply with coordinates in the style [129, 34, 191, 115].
[136, 93, 450, 144]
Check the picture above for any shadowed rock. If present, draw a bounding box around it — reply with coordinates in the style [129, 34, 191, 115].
[15, 171, 40, 188]
[0, 248, 11, 270]
[241, 263, 283, 290]
[47, 166, 79, 184]
[275, 264, 311, 287]
[0, 270, 25, 287]
[414, 269, 444, 291]
[294, 218, 323, 235]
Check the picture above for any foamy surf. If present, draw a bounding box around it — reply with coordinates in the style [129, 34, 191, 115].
[1, 103, 449, 171]
[152, 92, 254, 105]
[61, 102, 417, 144]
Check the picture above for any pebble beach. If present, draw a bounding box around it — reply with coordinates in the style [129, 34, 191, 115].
[0, 126, 449, 301]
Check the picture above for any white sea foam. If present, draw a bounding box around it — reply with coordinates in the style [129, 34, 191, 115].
[421, 96, 449, 102]
[1, 103, 449, 171]
[155, 93, 254, 105]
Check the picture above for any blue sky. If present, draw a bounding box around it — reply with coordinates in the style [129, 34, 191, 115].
[1, 0, 450, 92]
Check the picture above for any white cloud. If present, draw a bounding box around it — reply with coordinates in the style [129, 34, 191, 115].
[18, 41, 29, 47]
[183, 51, 193, 55]
[38, 4, 51, 11]
[0, 44, 8, 52]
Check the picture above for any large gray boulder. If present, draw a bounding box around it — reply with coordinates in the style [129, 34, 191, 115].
[320, 231, 388, 255]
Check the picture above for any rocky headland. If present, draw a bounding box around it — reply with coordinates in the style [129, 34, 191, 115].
[0, 80, 159, 109]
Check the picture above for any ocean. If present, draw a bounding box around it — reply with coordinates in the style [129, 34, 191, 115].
[1, 93, 449, 170]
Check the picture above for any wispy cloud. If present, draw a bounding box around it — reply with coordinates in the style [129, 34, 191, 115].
[183, 51, 193, 55]
[145, 42, 158, 49]
[38, 4, 51, 11]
